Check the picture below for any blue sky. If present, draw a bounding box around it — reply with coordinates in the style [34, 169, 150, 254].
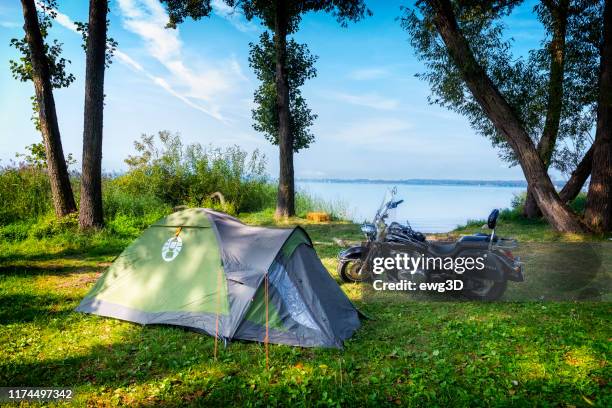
[0, 0, 548, 180]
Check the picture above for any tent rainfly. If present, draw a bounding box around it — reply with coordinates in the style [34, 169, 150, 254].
[76, 208, 361, 348]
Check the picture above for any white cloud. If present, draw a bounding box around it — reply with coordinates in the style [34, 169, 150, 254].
[211, 0, 258, 32]
[117, 0, 248, 121]
[39, 0, 233, 121]
[348, 67, 389, 81]
[327, 91, 400, 111]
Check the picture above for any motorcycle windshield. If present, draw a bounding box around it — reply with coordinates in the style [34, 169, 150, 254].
[376, 188, 395, 219]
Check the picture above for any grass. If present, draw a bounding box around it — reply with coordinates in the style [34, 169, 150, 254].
[0, 211, 610, 406]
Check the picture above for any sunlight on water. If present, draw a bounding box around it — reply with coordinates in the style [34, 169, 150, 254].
[297, 181, 524, 233]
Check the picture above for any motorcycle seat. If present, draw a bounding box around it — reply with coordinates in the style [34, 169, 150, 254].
[459, 233, 497, 243]
[428, 242, 457, 256]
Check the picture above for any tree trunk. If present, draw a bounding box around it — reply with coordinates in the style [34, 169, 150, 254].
[558, 143, 593, 203]
[79, 0, 108, 230]
[20, 0, 76, 218]
[427, 0, 586, 233]
[522, 188, 541, 218]
[523, 0, 569, 219]
[584, 0, 612, 232]
[274, 0, 294, 218]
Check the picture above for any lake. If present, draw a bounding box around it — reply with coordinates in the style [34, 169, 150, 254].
[296, 181, 525, 233]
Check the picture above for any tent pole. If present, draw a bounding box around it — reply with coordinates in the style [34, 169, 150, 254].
[265, 272, 269, 370]
[214, 265, 222, 360]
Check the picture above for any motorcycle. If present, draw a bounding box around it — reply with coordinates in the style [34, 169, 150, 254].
[337, 188, 524, 300]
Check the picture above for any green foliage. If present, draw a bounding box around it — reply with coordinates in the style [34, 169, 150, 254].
[402, 0, 602, 171]
[249, 31, 318, 152]
[119, 131, 273, 214]
[102, 182, 169, 220]
[510, 191, 588, 216]
[0, 162, 52, 224]
[455, 193, 603, 241]
[160, 1, 371, 33]
[14, 142, 76, 170]
[30, 212, 79, 239]
[74, 18, 118, 68]
[227, 0, 372, 34]
[9, 0, 75, 130]
[295, 191, 348, 220]
[9, 0, 75, 88]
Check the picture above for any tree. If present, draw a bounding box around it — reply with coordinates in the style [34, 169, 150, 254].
[12, 0, 76, 218]
[403, 0, 602, 219]
[409, 0, 586, 232]
[249, 31, 317, 187]
[237, 0, 372, 217]
[522, 0, 570, 218]
[584, 0, 612, 232]
[78, 0, 115, 230]
[160, 0, 370, 217]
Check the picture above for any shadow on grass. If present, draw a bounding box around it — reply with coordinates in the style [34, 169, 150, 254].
[0, 326, 215, 390]
[0, 293, 78, 324]
[0, 243, 124, 264]
[0, 264, 104, 277]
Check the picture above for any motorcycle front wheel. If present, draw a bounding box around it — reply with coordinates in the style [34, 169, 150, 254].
[338, 259, 368, 283]
[462, 279, 507, 301]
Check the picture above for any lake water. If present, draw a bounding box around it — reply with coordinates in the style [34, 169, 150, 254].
[296, 181, 525, 233]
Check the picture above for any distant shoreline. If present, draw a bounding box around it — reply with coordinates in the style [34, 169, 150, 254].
[297, 178, 565, 189]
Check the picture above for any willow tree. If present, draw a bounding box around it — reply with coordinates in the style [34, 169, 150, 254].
[11, 0, 76, 217]
[403, 0, 602, 221]
[161, 1, 371, 217]
[406, 0, 589, 232]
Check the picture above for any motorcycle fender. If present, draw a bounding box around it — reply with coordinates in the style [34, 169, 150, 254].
[339, 245, 366, 261]
[461, 252, 524, 282]
[455, 250, 505, 282]
[462, 264, 505, 282]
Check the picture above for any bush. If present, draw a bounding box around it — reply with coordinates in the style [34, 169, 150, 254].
[115, 131, 274, 213]
[0, 221, 32, 241]
[0, 163, 52, 223]
[508, 191, 588, 220]
[30, 212, 79, 239]
[295, 191, 348, 220]
[103, 181, 170, 220]
[1, 132, 345, 243]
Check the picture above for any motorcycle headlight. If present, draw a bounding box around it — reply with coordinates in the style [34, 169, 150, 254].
[361, 223, 376, 235]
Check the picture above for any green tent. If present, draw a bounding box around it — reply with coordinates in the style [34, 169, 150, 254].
[77, 208, 361, 348]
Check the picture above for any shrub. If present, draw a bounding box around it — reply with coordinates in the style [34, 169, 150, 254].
[116, 131, 274, 213]
[295, 191, 348, 220]
[0, 162, 52, 224]
[103, 180, 169, 219]
[508, 191, 588, 219]
[0, 221, 32, 241]
[30, 212, 79, 239]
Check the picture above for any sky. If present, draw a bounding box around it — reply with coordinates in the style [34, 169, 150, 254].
[0, 0, 550, 181]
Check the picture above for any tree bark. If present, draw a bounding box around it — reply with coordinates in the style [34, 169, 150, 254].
[79, 0, 108, 230]
[20, 0, 76, 218]
[523, 0, 569, 219]
[427, 0, 586, 232]
[274, 0, 295, 218]
[584, 0, 612, 232]
[558, 143, 593, 202]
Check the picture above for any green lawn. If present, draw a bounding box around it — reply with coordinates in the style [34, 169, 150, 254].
[0, 215, 610, 406]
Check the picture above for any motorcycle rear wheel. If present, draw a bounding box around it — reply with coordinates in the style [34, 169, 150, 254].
[462, 279, 507, 301]
[338, 259, 368, 283]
